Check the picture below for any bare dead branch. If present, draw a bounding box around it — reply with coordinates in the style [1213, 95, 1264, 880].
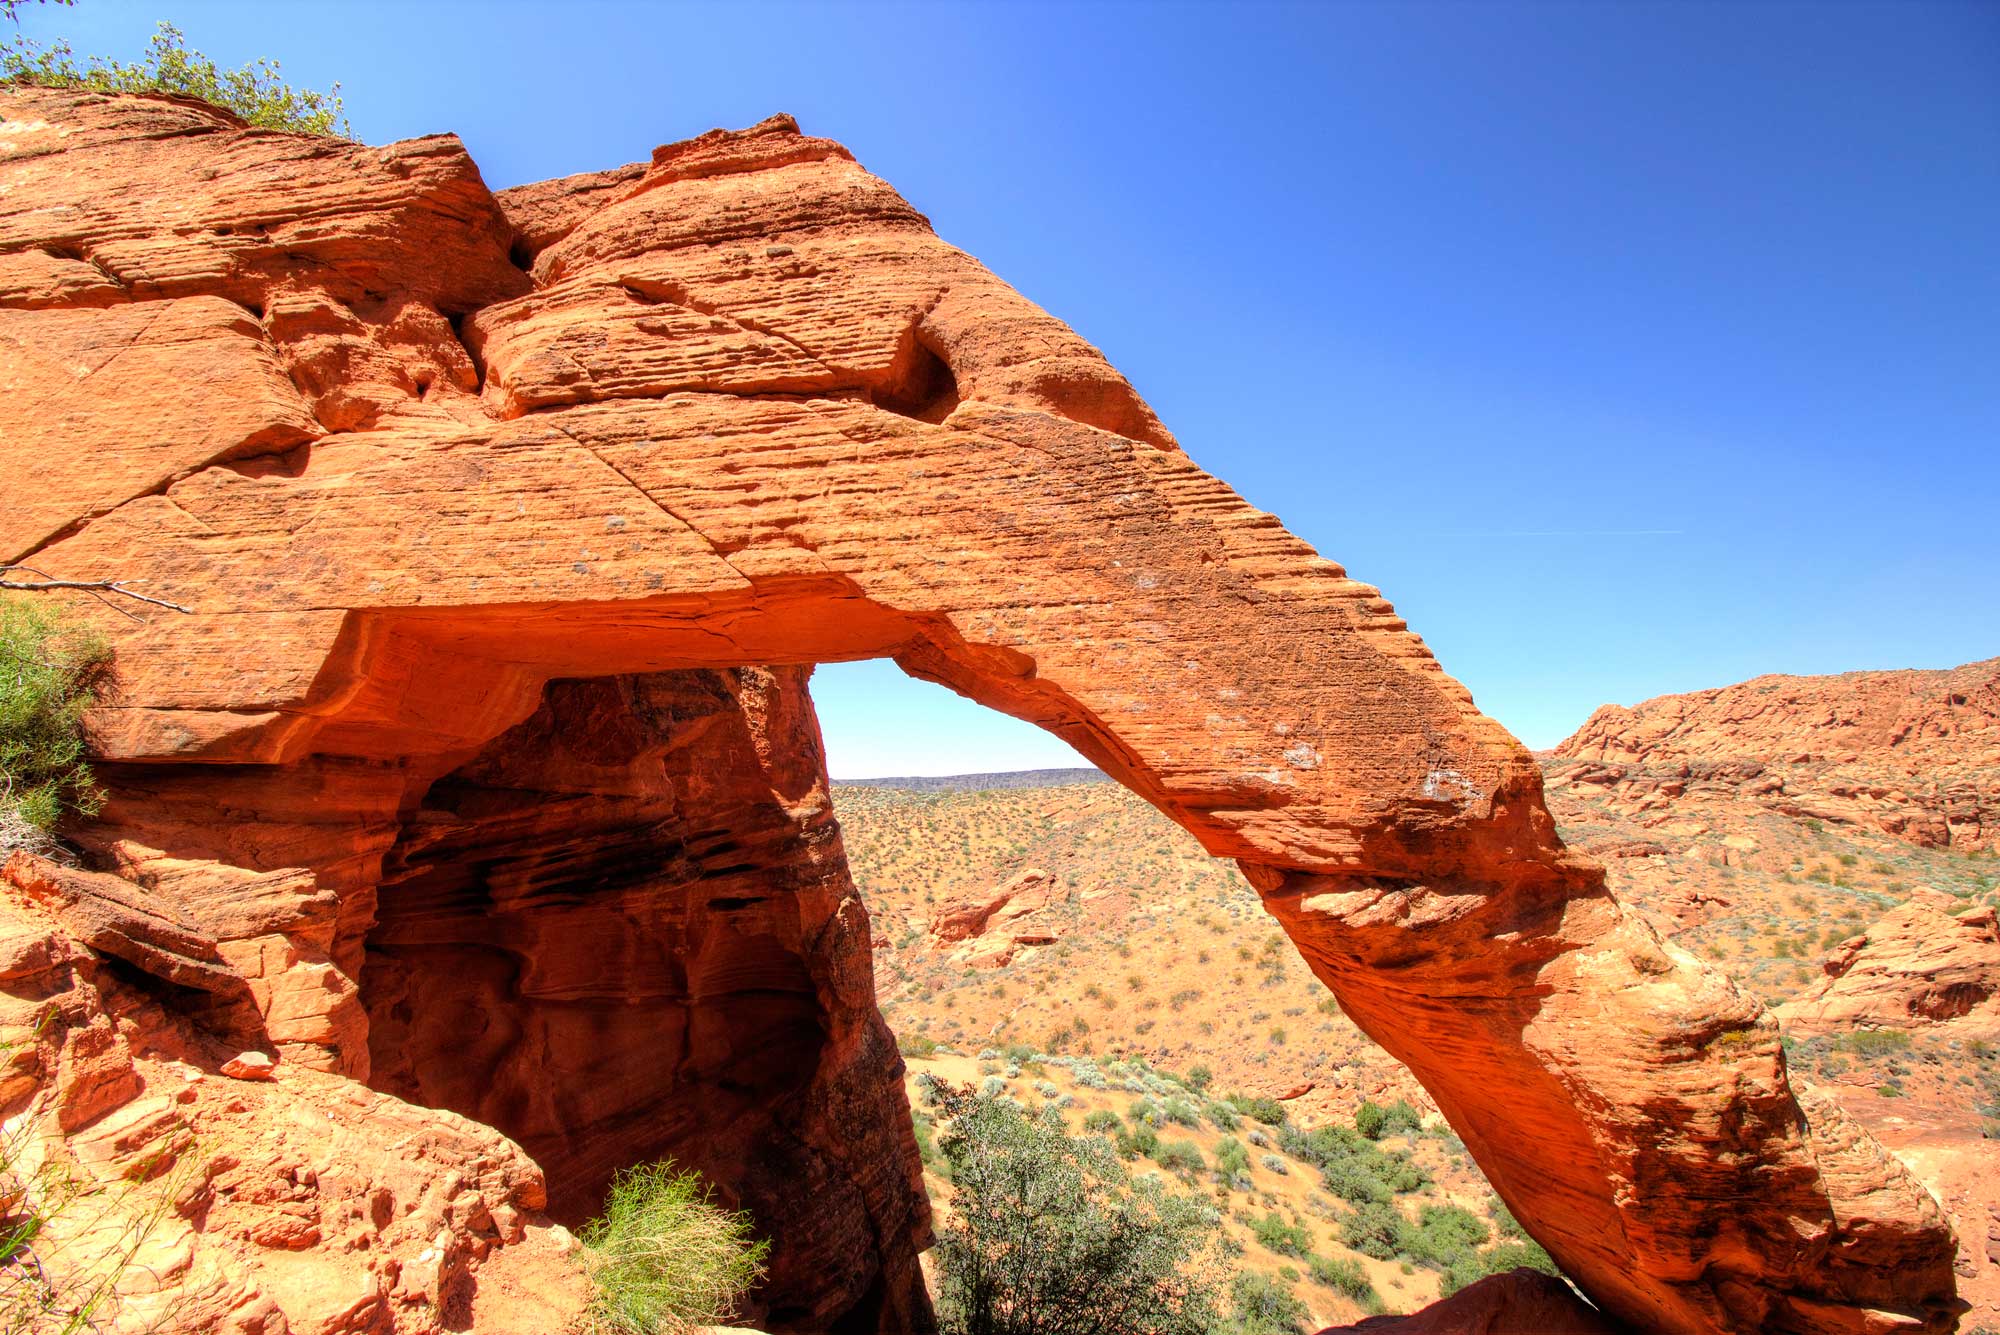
[0, 564, 192, 618]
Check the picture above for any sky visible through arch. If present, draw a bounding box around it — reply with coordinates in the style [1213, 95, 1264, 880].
[22, 0, 1996, 776]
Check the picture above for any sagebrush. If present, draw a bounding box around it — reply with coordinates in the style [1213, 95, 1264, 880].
[0, 20, 348, 136]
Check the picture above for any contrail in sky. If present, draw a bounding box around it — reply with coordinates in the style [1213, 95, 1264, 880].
[1433, 529, 1685, 538]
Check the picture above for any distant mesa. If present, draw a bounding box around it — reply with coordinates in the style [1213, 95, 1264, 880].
[835, 766, 1111, 792]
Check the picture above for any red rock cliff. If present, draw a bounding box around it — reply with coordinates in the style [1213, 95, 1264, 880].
[1555, 657, 2000, 851]
[0, 88, 1962, 1335]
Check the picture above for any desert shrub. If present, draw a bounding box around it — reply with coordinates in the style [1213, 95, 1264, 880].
[1154, 1139, 1205, 1176]
[1082, 1109, 1122, 1135]
[1353, 1098, 1424, 1140]
[1249, 1211, 1311, 1257]
[914, 1113, 942, 1170]
[1, 21, 348, 135]
[1837, 1029, 1912, 1058]
[1340, 1200, 1412, 1260]
[578, 1160, 768, 1335]
[1308, 1252, 1379, 1303]
[1402, 1204, 1488, 1269]
[1439, 1239, 1561, 1296]
[1228, 1271, 1310, 1335]
[1185, 1063, 1213, 1093]
[0, 596, 109, 854]
[1114, 1124, 1159, 1161]
[933, 1093, 1220, 1335]
[1204, 1099, 1241, 1131]
[899, 1031, 941, 1059]
[1214, 1137, 1250, 1178]
[1282, 1124, 1427, 1204]
[1227, 1094, 1289, 1126]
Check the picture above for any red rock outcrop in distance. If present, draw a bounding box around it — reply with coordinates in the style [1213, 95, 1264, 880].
[0, 88, 1961, 1334]
[1776, 895, 2000, 1040]
[1554, 658, 2000, 851]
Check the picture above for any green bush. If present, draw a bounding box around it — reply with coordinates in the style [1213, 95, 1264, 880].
[0, 596, 109, 853]
[1403, 1204, 1488, 1269]
[1307, 1252, 1379, 1304]
[1153, 1139, 1205, 1176]
[1353, 1098, 1424, 1140]
[1114, 1124, 1159, 1161]
[1249, 1211, 1312, 1258]
[0, 21, 349, 136]
[577, 1160, 768, 1335]
[933, 1094, 1220, 1335]
[1227, 1094, 1289, 1126]
[1228, 1271, 1310, 1335]
[1340, 1200, 1411, 1260]
[1440, 1240, 1561, 1296]
[1214, 1136, 1250, 1178]
[1280, 1123, 1427, 1205]
[1082, 1109, 1123, 1135]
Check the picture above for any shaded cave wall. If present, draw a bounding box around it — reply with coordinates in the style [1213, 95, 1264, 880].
[360, 666, 931, 1334]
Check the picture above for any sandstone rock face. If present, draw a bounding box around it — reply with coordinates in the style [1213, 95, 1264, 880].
[1776, 897, 2000, 1039]
[0, 855, 586, 1334]
[1316, 1268, 1627, 1334]
[363, 666, 931, 1332]
[0, 87, 1961, 1334]
[928, 868, 1069, 966]
[1555, 658, 2000, 851]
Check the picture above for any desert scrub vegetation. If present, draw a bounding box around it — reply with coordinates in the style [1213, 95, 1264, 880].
[932, 1089, 1223, 1335]
[577, 1160, 768, 1335]
[0, 597, 109, 858]
[0, 20, 349, 136]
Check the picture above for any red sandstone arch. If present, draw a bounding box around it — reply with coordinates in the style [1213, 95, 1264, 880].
[0, 89, 1958, 1335]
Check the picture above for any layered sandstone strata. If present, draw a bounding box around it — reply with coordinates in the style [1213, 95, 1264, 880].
[0, 88, 1962, 1334]
[1555, 658, 2000, 851]
[1777, 896, 2000, 1039]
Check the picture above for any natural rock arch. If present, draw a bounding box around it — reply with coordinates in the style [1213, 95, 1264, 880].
[0, 87, 1959, 1334]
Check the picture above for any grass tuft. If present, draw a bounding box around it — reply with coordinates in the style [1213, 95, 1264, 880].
[578, 1160, 768, 1335]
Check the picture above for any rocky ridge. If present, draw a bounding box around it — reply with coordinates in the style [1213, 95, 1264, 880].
[1554, 658, 2000, 851]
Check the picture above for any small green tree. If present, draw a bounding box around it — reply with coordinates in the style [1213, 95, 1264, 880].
[577, 1160, 768, 1335]
[0, 596, 108, 855]
[933, 1091, 1222, 1335]
[0, 20, 348, 136]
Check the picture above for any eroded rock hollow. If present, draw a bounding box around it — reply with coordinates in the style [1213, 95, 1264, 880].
[364, 667, 928, 1332]
[0, 86, 1962, 1334]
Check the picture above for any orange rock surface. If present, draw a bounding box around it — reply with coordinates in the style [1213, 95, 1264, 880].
[1776, 896, 2000, 1039]
[1555, 657, 2000, 851]
[0, 87, 1961, 1334]
[1317, 1267, 1627, 1334]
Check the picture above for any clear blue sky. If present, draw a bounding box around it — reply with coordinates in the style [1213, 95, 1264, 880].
[21, 1, 1998, 775]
